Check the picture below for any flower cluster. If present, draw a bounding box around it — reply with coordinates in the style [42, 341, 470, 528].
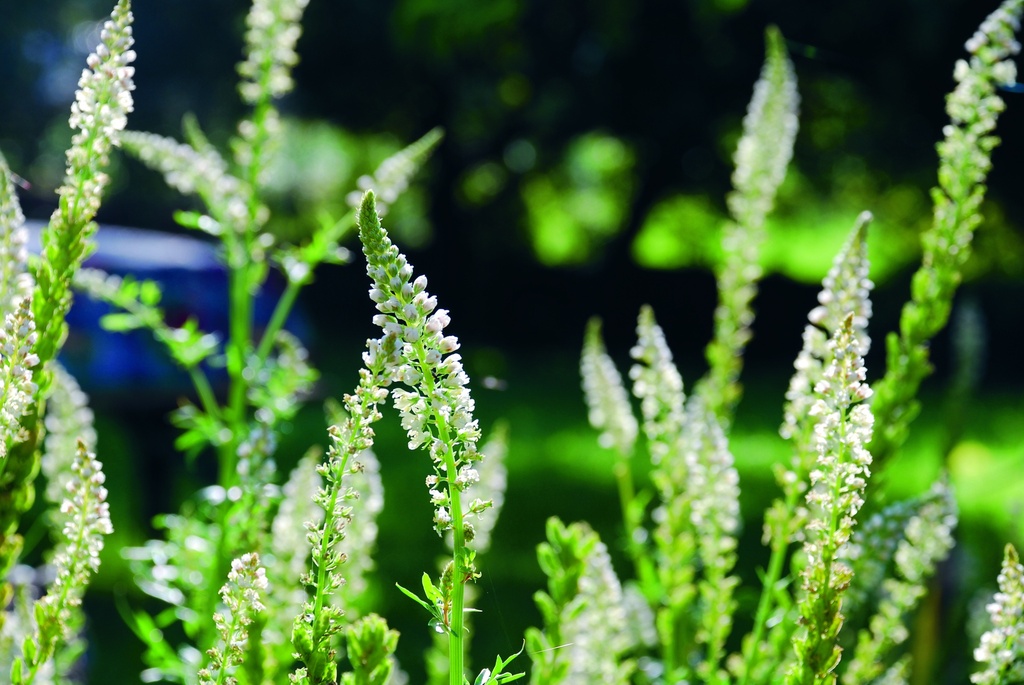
[698, 26, 799, 419]
[728, 26, 800, 231]
[870, 0, 1024, 465]
[309, 386, 386, 598]
[781, 212, 872, 447]
[358, 190, 485, 536]
[936, 0, 1021, 260]
[293, 341, 389, 685]
[51, 443, 113, 593]
[199, 553, 268, 685]
[973, 545, 1024, 685]
[845, 480, 958, 684]
[234, 0, 310, 194]
[629, 305, 685, 466]
[0, 156, 31, 313]
[768, 213, 872, 547]
[346, 128, 444, 216]
[13, 442, 113, 684]
[684, 402, 740, 677]
[41, 364, 96, 504]
[622, 309, 704, 679]
[804, 316, 873, 546]
[561, 531, 632, 685]
[0, 295, 40, 457]
[237, 0, 311, 104]
[965, 0, 1022, 76]
[60, 0, 136, 217]
[582, 318, 638, 457]
[120, 131, 258, 235]
[35, 0, 135, 377]
[787, 313, 874, 685]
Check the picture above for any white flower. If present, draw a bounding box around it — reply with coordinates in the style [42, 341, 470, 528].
[42, 364, 96, 502]
[0, 295, 40, 457]
[629, 305, 685, 466]
[359, 190, 483, 537]
[562, 531, 631, 684]
[972, 544, 1024, 685]
[581, 318, 638, 457]
[0, 156, 32, 314]
[237, 0, 311, 103]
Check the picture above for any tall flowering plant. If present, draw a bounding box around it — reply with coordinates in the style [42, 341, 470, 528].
[2, 0, 1024, 683]
[0, 0, 132, 680]
[358, 191, 520, 685]
[566, 2, 1024, 684]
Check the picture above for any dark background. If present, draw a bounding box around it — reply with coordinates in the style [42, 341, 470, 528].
[5, 0, 1024, 374]
[4, 1, 1024, 683]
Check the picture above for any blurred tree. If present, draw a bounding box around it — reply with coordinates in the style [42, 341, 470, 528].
[5, 0, 1024, 355]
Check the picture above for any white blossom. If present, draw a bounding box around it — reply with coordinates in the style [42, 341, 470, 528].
[561, 532, 632, 684]
[0, 294, 40, 457]
[787, 313, 874, 685]
[0, 155, 31, 313]
[199, 553, 268, 685]
[629, 305, 685, 466]
[972, 544, 1024, 685]
[56, 0, 135, 223]
[42, 364, 96, 503]
[582, 318, 638, 457]
[359, 191, 482, 537]
[237, 0, 310, 103]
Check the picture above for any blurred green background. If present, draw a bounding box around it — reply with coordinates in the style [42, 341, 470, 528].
[4, 0, 1024, 682]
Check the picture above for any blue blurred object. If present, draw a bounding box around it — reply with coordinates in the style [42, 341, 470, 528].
[26, 220, 307, 402]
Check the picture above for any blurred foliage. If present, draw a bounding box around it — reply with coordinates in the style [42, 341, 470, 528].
[633, 194, 725, 270]
[520, 132, 635, 265]
[7, 0, 1024, 289]
[263, 118, 433, 247]
[391, 0, 523, 61]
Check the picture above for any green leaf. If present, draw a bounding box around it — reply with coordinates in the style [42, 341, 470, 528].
[21, 637, 36, 666]
[173, 210, 221, 234]
[396, 579, 435, 615]
[99, 312, 142, 332]
[138, 280, 163, 307]
[480, 643, 526, 684]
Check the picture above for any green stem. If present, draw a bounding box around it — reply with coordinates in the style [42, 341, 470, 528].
[613, 459, 635, 540]
[739, 487, 798, 685]
[313, 450, 351, 621]
[321, 209, 356, 250]
[253, 205, 360, 366]
[789, 416, 852, 685]
[255, 278, 300, 362]
[196, 257, 250, 655]
[663, 611, 680, 680]
[410, 342, 468, 685]
[222, 246, 252, 487]
[214, 613, 246, 685]
[445, 446, 467, 685]
[613, 458, 653, 588]
[188, 367, 221, 423]
[223, 53, 276, 484]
